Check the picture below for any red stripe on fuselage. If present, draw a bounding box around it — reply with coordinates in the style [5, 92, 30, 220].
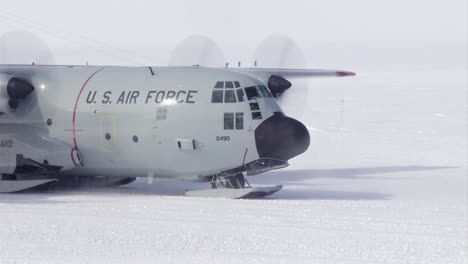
[71, 148, 79, 167]
[72, 68, 104, 150]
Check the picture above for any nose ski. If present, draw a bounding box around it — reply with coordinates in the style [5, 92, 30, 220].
[185, 173, 283, 199]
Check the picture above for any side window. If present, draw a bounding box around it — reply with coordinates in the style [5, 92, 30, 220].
[252, 112, 263, 120]
[244, 86, 261, 100]
[249, 102, 259, 111]
[234, 81, 241, 88]
[156, 107, 168, 121]
[224, 113, 234, 130]
[212, 90, 223, 103]
[224, 112, 244, 130]
[224, 90, 237, 103]
[235, 113, 244, 130]
[258, 85, 273, 98]
[236, 89, 245, 102]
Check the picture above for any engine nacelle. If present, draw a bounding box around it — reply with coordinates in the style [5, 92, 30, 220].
[0, 74, 34, 114]
[267, 75, 292, 97]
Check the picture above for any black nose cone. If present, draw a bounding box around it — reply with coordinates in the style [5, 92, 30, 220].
[255, 112, 310, 161]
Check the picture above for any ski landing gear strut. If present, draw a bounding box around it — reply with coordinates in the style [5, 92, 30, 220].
[185, 173, 282, 199]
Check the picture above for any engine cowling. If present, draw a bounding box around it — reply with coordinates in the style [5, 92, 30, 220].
[268, 75, 292, 97]
[0, 74, 34, 114]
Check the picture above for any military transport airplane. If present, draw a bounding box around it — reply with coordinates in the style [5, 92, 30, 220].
[0, 32, 355, 198]
[0, 64, 355, 198]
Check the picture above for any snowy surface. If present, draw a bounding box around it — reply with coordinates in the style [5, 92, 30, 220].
[0, 66, 466, 263]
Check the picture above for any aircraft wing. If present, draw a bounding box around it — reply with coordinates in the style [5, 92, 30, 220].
[231, 68, 356, 80]
[229, 68, 356, 97]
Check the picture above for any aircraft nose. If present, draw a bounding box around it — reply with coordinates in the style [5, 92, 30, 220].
[255, 112, 310, 161]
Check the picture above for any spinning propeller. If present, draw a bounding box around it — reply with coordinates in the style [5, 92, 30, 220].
[169, 34, 225, 67]
[0, 30, 55, 65]
[253, 34, 309, 119]
[0, 30, 54, 113]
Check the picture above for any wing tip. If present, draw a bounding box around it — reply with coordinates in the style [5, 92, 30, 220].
[336, 71, 356, 77]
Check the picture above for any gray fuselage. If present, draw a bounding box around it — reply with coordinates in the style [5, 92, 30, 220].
[0, 65, 310, 181]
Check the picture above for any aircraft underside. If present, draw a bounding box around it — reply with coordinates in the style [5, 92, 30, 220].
[0, 170, 282, 199]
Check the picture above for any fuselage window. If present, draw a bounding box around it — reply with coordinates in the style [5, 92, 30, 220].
[245, 86, 261, 100]
[224, 113, 234, 129]
[258, 85, 273, 98]
[236, 89, 245, 102]
[236, 113, 244, 130]
[225, 81, 234, 89]
[224, 90, 237, 103]
[212, 90, 224, 103]
[156, 107, 168, 120]
[252, 111, 263, 120]
[215, 81, 224, 89]
[234, 81, 241, 88]
[249, 102, 259, 111]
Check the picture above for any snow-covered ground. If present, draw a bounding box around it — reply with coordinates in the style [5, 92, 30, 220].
[0, 65, 466, 263]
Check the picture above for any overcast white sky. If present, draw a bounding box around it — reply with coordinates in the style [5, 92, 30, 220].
[0, 0, 466, 68]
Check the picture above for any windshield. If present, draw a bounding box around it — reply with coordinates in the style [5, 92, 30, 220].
[244, 86, 261, 100]
[257, 85, 273, 98]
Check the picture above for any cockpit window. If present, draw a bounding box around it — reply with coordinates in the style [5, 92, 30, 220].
[236, 89, 245, 102]
[258, 85, 273, 98]
[212, 81, 244, 103]
[214, 81, 224, 89]
[211, 90, 223, 103]
[224, 90, 236, 103]
[244, 86, 261, 100]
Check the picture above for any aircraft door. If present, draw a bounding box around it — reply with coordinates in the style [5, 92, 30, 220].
[100, 115, 116, 152]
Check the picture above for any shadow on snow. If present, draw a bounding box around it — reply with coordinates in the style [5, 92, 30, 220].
[0, 165, 455, 203]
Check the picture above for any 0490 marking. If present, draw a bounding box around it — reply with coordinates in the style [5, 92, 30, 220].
[216, 136, 230, 142]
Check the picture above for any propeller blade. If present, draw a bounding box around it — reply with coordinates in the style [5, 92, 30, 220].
[168, 34, 225, 67]
[0, 30, 55, 65]
[253, 34, 308, 119]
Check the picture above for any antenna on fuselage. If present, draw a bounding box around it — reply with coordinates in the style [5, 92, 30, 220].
[238, 61, 241, 68]
[225, 62, 229, 68]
